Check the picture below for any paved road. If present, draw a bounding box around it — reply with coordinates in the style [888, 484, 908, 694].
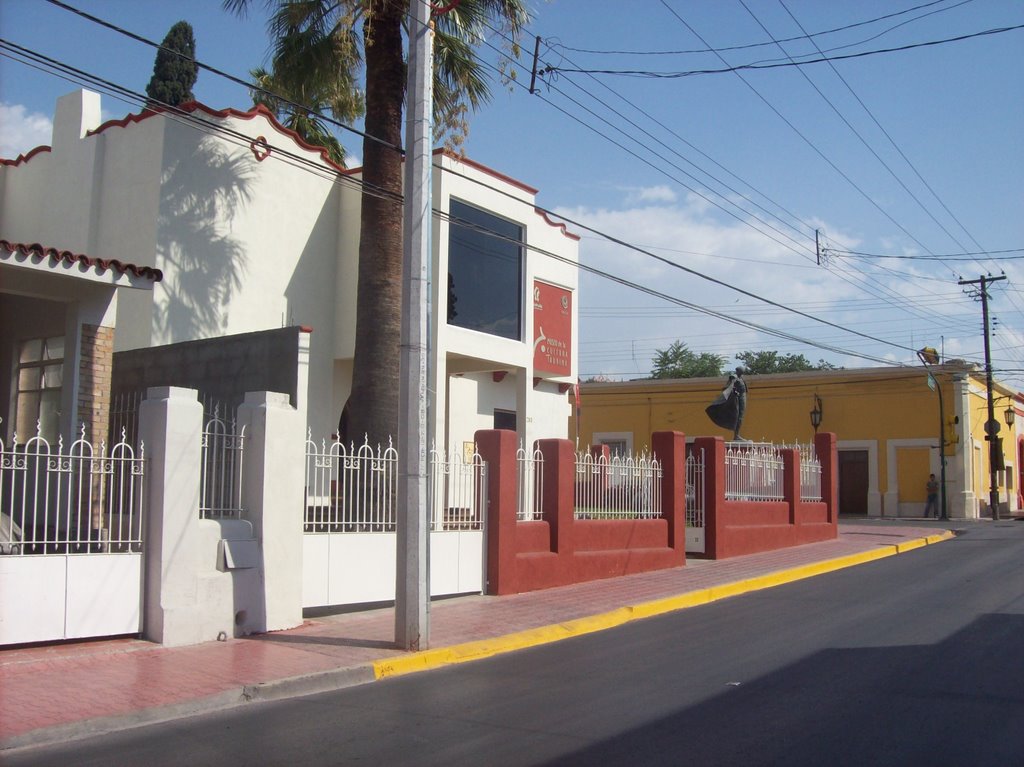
[9, 521, 1024, 766]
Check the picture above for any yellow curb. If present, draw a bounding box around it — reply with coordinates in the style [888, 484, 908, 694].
[371, 532, 952, 680]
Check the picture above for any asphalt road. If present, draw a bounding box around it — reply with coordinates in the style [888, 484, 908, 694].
[9, 521, 1024, 766]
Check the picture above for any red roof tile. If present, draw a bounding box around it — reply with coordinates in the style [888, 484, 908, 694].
[1, 240, 162, 281]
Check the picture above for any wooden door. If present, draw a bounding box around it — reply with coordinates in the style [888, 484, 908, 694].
[839, 450, 869, 515]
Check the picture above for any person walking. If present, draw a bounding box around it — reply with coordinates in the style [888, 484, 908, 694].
[924, 473, 939, 518]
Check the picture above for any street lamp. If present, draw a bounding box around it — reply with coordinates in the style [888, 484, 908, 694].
[809, 395, 823, 434]
[1004, 406, 1015, 427]
[917, 347, 948, 520]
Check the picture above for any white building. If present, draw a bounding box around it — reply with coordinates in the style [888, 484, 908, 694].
[0, 89, 579, 451]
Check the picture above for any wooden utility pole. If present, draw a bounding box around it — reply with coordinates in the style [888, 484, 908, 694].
[959, 274, 1006, 520]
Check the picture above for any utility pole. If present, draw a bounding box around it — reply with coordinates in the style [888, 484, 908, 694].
[959, 274, 1006, 520]
[396, 0, 433, 650]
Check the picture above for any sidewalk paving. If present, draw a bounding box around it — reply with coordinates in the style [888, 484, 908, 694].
[0, 520, 962, 751]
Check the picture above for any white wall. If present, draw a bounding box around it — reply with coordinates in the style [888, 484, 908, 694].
[2, 94, 581, 447]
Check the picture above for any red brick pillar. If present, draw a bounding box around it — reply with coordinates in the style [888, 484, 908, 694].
[652, 430, 686, 560]
[815, 431, 838, 527]
[782, 448, 800, 526]
[78, 324, 114, 445]
[538, 439, 575, 559]
[79, 323, 114, 537]
[475, 429, 518, 595]
[695, 436, 725, 559]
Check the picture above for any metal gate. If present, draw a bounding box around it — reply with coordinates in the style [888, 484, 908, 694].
[0, 426, 145, 645]
[302, 436, 486, 608]
[686, 447, 706, 554]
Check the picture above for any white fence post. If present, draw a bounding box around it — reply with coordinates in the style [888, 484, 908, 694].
[140, 386, 204, 646]
[238, 391, 304, 633]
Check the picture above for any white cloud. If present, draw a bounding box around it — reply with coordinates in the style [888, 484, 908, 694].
[0, 103, 53, 159]
[622, 185, 677, 205]
[554, 196, 917, 378]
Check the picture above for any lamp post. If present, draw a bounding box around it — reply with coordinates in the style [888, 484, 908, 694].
[917, 347, 948, 520]
[809, 395, 823, 434]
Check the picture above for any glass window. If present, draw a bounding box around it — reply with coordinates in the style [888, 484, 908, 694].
[15, 336, 64, 441]
[447, 199, 523, 340]
[494, 409, 517, 432]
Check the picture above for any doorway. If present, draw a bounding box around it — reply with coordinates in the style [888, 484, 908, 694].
[838, 450, 869, 515]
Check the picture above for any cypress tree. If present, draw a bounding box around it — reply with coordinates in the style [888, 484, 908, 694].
[145, 21, 198, 108]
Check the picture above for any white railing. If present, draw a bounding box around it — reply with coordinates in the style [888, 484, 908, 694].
[0, 421, 144, 555]
[685, 447, 705, 529]
[517, 442, 544, 521]
[574, 449, 662, 520]
[200, 407, 246, 519]
[305, 435, 398, 532]
[304, 435, 487, 532]
[429, 443, 487, 531]
[796, 442, 822, 501]
[724, 441, 784, 501]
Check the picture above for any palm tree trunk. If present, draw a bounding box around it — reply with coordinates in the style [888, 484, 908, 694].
[349, 0, 407, 447]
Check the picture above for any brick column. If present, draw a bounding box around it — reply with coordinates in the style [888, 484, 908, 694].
[77, 323, 114, 444]
[538, 439, 575, 557]
[695, 436, 725, 559]
[238, 391, 305, 633]
[815, 431, 839, 526]
[140, 386, 205, 646]
[78, 323, 114, 535]
[652, 430, 686, 557]
[475, 429, 519, 595]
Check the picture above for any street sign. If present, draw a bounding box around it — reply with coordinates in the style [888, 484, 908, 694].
[984, 419, 1001, 436]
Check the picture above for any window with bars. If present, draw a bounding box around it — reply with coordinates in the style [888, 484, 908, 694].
[15, 336, 64, 441]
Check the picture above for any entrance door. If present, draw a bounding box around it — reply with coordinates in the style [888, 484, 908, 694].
[838, 450, 869, 515]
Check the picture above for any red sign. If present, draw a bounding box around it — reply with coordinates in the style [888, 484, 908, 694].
[533, 280, 572, 376]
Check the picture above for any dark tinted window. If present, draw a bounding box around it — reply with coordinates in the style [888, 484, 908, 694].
[447, 199, 522, 340]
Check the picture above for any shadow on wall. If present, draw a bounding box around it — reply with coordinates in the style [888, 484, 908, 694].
[156, 135, 252, 342]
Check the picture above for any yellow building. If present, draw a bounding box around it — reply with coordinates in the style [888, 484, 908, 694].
[575, 363, 1022, 520]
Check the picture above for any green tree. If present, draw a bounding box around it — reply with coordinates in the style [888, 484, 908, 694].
[651, 341, 724, 379]
[735, 350, 837, 374]
[225, 0, 529, 446]
[145, 21, 199, 108]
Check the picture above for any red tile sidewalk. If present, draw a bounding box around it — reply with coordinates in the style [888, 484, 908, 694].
[0, 522, 952, 750]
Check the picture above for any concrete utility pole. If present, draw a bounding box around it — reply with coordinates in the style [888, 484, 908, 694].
[396, 0, 433, 651]
[959, 274, 1006, 520]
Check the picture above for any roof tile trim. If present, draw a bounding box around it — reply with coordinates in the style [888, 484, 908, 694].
[1, 145, 52, 167]
[87, 101, 351, 174]
[533, 208, 581, 241]
[1, 240, 163, 281]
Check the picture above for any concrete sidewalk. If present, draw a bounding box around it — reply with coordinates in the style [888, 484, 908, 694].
[0, 521, 957, 752]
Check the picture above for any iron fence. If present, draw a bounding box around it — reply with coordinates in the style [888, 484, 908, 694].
[574, 449, 662, 520]
[724, 441, 784, 501]
[200, 406, 246, 519]
[429, 444, 486, 531]
[303, 435, 486, 533]
[0, 420, 144, 555]
[516, 442, 544, 521]
[685, 447, 705, 529]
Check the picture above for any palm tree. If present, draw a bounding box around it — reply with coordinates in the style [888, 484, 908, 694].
[249, 66, 352, 166]
[224, 0, 529, 447]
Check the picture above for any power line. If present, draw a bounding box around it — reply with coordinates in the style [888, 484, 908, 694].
[544, 22, 1024, 78]
[8, 5, 998, 374]
[555, 0, 965, 56]
[830, 248, 1024, 260]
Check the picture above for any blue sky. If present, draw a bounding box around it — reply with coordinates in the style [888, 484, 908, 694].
[2, 0, 1022, 387]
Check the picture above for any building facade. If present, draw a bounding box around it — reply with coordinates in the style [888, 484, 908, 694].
[576, 365, 1022, 520]
[0, 89, 579, 451]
